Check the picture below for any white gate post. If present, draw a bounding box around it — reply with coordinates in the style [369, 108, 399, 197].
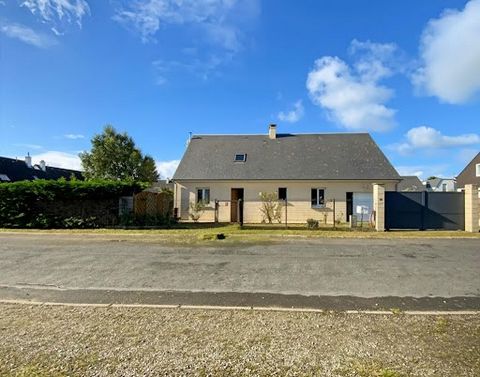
[465, 184, 479, 233]
[373, 183, 385, 232]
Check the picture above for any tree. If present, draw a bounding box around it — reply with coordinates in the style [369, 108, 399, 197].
[80, 125, 159, 182]
[259, 192, 282, 223]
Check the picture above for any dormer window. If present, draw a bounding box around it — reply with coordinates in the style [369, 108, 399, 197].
[234, 154, 246, 162]
[476, 163, 480, 177]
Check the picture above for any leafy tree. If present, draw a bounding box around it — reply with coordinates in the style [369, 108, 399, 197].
[80, 125, 159, 182]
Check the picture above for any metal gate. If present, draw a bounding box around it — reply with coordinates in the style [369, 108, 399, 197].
[385, 191, 465, 230]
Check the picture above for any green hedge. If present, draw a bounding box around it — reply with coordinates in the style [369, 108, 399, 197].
[0, 179, 147, 228]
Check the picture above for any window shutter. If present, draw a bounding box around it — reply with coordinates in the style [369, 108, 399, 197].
[311, 188, 317, 206]
[205, 189, 210, 203]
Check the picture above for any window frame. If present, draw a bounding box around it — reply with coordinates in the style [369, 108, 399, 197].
[196, 187, 211, 205]
[234, 153, 247, 162]
[311, 188, 325, 208]
[278, 187, 287, 201]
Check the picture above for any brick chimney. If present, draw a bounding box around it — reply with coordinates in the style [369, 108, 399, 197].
[268, 124, 277, 139]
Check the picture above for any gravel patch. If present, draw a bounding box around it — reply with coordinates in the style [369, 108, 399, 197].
[0, 303, 479, 376]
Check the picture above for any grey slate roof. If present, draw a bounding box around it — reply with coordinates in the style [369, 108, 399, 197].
[398, 176, 426, 191]
[173, 133, 400, 181]
[0, 156, 83, 182]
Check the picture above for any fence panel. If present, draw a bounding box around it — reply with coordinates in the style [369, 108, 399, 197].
[385, 191, 464, 230]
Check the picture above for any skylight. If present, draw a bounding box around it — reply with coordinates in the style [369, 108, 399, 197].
[234, 154, 247, 162]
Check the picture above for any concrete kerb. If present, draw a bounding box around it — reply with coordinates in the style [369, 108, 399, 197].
[1, 299, 478, 316]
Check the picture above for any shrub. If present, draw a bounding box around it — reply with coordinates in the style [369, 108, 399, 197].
[189, 201, 206, 222]
[306, 218, 319, 229]
[0, 179, 146, 228]
[259, 192, 282, 224]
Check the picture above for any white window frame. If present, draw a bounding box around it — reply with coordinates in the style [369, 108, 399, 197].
[196, 188, 211, 205]
[476, 163, 480, 177]
[311, 188, 325, 208]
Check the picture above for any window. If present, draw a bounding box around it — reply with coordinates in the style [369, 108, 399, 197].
[197, 188, 210, 204]
[278, 187, 287, 201]
[311, 188, 325, 207]
[442, 183, 447, 192]
[476, 163, 480, 177]
[234, 154, 246, 162]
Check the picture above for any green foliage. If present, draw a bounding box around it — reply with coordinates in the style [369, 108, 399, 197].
[0, 179, 146, 228]
[306, 218, 319, 229]
[80, 125, 159, 182]
[259, 192, 282, 224]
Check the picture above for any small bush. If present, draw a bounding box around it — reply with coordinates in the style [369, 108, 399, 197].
[306, 218, 319, 229]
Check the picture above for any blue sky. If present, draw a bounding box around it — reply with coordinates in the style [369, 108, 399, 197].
[1, 0, 480, 179]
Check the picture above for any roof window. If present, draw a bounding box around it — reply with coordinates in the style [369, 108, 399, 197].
[234, 154, 247, 162]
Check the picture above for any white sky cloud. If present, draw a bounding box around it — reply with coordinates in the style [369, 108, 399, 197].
[395, 164, 457, 180]
[21, 0, 90, 28]
[0, 22, 56, 48]
[113, 0, 257, 50]
[155, 159, 180, 179]
[391, 126, 480, 154]
[278, 100, 304, 123]
[413, 0, 480, 104]
[31, 151, 82, 170]
[64, 134, 85, 139]
[306, 43, 397, 131]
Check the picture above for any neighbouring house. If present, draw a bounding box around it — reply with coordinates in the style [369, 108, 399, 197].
[397, 176, 426, 192]
[0, 154, 83, 182]
[425, 177, 456, 192]
[172, 125, 401, 224]
[456, 152, 480, 189]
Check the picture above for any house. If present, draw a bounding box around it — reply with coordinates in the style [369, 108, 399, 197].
[0, 154, 83, 182]
[425, 177, 456, 192]
[456, 152, 480, 189]
[397, 176, 426, 192]
[172, 125, 401, 223]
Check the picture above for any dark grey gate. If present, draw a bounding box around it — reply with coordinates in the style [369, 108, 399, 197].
[385, 191, 465, 230]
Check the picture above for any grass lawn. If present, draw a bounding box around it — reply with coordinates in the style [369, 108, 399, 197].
[0, 223, 479, 245]
[0, 303, 479, 377]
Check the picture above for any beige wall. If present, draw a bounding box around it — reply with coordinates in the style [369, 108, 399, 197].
[174, 180, 397, 224]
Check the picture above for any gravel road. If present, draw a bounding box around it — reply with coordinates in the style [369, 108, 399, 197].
[1, 303, 479, 376]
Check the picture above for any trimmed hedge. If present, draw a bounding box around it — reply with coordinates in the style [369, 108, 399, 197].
[0, 179, 147, 228]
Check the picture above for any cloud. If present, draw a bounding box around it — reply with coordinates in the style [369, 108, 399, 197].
[278, 100, 304, 123]
[64, 134, 85, 139]
[395, 164, 455, 180]
[391, 126, 480, 154]
[115, 0, 259, 83]
[413, 0, 480, 104]
[21, 0, 90, 28]
[31, 151, 82, 170]
[113, 0, 257, 49]
[155, 159, 180, 179]
[306, 40, 399, 132]
[0, 22, 56, 47]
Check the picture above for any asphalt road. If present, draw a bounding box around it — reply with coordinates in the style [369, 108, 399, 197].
[0, 233, 479, 310]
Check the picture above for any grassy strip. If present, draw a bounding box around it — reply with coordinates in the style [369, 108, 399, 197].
[0, 223, 479, 240]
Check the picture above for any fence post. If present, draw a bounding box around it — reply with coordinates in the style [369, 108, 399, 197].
[465, 184, 479, 233]
[373, 184, 385, 232]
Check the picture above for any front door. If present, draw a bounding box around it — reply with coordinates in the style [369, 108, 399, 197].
[231, 188, 244, 223]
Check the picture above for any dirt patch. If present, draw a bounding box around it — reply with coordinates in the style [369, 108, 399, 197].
[0, 304, 478, 376]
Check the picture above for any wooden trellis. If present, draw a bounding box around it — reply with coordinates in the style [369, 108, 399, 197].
[134, 191, 173, 218]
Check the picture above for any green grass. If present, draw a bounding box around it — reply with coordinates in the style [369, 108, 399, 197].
[0, 222, 478, 241]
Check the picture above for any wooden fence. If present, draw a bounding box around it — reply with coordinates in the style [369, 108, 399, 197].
[133, 191, 173, 218]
